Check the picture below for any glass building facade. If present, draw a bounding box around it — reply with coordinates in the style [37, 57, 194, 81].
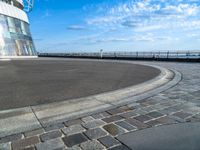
[0, 0, 37, 57]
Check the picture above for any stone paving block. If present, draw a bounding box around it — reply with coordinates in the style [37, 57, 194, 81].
[64, 119, 82, 127]
[102, 115, 123, 123]
[101, 112, 111, 118]
[12, 136, 40, 150]
[80, 140, 105, 150]
[84, 128, 107, 140]
[0, 142, 11, 150]
[40, 130, 62, 142]
[98, 136, 120, 148]
[44, 123, 65, 132]
[82, 120, 105, 129]
[62, 124, 85, 136]
[159, 107, 180, 115]
[118, 106, 133, 111]
[126, 118, 149, 129]
[36, 138, 65, 150]
[66, 145, 82, 150]
[120, 111, 138, 118]
[141, 106, 155, 112]
[81, 116, 94, 123]
[24, 128, 45, 137]
[92, 113, 104, 119]
[133, 109, 147, 115]
[134, 115, 153, 123]
[103, 124, 126, 136]
[173, 111, 193, 119]
[108, 144, 130, 150]
[0, 133, 23, 144]
[62, 133, 88, 147]
[107, 108, 124, 115]
[22, 146, 35, 150]
[115, 121, 136, 131]
[147, 111, 164, 118]
[146, 120, 161, 127]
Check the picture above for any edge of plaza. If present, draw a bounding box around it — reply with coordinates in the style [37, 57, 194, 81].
[0, 60, 182, 138]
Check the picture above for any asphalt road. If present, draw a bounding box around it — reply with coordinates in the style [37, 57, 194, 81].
[0, 58, 160, 110]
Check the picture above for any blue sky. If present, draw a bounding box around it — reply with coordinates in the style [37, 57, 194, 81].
[28, 0, 200, 52]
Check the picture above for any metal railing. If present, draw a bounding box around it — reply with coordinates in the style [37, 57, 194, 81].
[39, 51, 200, 61]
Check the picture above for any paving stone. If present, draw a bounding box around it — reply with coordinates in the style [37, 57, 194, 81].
[62, 124, 85, 136]
[120, 111, 138, 118]
[146, 120, 161, 126]
[160, 107, 180, 115]
[101, 112, 111, 117]
[103, 124, 126, 136]
[0, 142, 11, 150]
[133, 109, 147, 115]
[156, 116, 177, 125]
[22, 146, 35, 150]
[80, 140, 105, 150]
[24, 128, 45, 137]
[36, 138, 65, 150]
[40, 130, 62, 142]
[147, 111, 164, 118]
[98, 136, 120, 148]
[102, 115, 123, 123]
[134, 115, 153, 123]
[141, 106, 155, 112]
[107, 108, 124, 115]
[64, 119, 82, 127]
[66, 145, 82, 150]
[12, 136, 40, 150]
[118, 106, 133, 111]
[92, 113, 104, 119]
[126, 118, 149, 129]
[173, 111, 193, 119]
[81, 116, 94, 123]
[186, 116, 200, 123]
[84, 128, 107, 139]
[45, 123, 65, 131]
[0, 133, 23, 144]
[82, 120, 105, 129]
[62, 133, 88, 147]
[115, 121, 136, 131]
[108, 145, 130, 150]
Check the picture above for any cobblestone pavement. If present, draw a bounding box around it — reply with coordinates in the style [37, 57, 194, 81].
[0, 61, 200, 150]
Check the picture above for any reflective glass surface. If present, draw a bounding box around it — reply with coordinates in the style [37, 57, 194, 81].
[0, 14, 37, 56]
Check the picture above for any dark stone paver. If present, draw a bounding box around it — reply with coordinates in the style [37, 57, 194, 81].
[62, 133, 88, 147]
[146, 120, 161, 126]
[173, 111, 192, 119]
[156, 116, 177, 125]
[107, 108, 124, 115]
[84, 128, 107, 140]
[115, 121, 136, 131]
[102, 115, 123, 123]
[36, 138, 65, 150]
[40, 130, 62, 142]
[134, 115, 152, 123]
[117, 122, 200, 150]
[98, 136, 120, 148]
[126, 118, 149, 129]
[147, 111, 164, 118]
[12, 136, 40, 150]
[103, 124, 125, 136]
[120, 111, 138, 118]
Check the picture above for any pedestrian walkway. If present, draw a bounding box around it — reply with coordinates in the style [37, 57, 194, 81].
[0, 61, 199, 150]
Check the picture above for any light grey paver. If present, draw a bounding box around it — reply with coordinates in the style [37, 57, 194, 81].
[36, 138, 65, 150]
[62, 124, 85, 136]
[82, 120, 105, 129]
[84, 128, 107, 139]
[0, 142, 11, 150]
[80, 140, 105, 150]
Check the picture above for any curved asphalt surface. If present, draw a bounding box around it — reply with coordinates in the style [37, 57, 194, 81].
[0, 58, 160, 110]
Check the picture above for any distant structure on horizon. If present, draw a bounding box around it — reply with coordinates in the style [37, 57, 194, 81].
[0, 0, 37, 58]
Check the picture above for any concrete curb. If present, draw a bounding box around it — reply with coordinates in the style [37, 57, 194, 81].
[0, 60, 182, 138]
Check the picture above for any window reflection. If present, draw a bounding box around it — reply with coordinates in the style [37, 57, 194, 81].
[0, 14, 36, 56]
